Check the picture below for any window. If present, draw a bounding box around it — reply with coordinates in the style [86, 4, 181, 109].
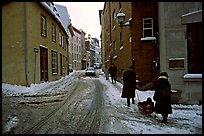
[41, 14, 47, 37]
[113, 39, 117, 56]
[63, 55, 65, 68]
[59, 31, 62, 46]
[51, 51, 58, 74]
[45, 2, 51, 7]
[62, 34, 64, 48]
[120, 31, 123, 47]
[65, 56, 67, 68]
[64, 37, 67, 51]
[187, 22, 202, 74]
[112, 9, 116, 28]
[52, 24, 56, 42]
[142, 18, 153, 37]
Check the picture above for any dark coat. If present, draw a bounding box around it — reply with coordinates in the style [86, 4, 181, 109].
[153, 78, 173, 115]
[109, 65, 117, 76]
[121, 69, 136, 98]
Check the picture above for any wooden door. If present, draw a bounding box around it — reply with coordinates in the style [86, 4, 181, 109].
[40, 47, 48, 82]
[136, 42, 160, 82]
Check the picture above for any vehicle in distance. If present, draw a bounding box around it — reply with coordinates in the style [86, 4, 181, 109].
[85, 67, 96, 76]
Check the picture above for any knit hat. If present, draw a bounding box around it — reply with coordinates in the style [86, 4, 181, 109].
[158, 72, 168, 79]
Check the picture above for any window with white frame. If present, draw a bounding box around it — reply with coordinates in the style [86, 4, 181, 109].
[52, 24, 56, 42]
[51, 51, 58, 74]
[41, 14, 46, 37]
[59, 31, 62, 46]
[62, 34, 64, 48]
[142, 18, 153, 37]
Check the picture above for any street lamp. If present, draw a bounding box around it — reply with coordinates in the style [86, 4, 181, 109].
[116, 12, 132, 28]
[116, 12, 134, 67]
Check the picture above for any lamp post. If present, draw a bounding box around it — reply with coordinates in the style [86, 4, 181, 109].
[116, 12, 134, 67]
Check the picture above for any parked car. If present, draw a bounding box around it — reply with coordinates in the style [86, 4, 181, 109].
[85, 67, 96, 76]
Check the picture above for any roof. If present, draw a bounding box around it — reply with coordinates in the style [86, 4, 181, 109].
[38, 2, 68, 36]
[72, 26, 82, 34]
[55, 4, 71, 34]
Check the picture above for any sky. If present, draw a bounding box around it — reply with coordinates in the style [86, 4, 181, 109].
[54, 2, 104, 41]
[2, 70, 202, 134]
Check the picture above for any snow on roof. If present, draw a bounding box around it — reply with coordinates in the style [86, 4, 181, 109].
[141, 37, 156, 41]
[182, 9, 202, 17]
[55, 4, 71, 34]
[183, 74, 202, 79]
[39, 2, 68, 36]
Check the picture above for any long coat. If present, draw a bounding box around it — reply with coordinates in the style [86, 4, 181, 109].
[153, 78, 173, 115]
[121, 69, 136, 98]
[109, 65, 117, 77]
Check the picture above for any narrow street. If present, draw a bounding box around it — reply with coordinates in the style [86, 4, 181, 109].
[2, 72, 105, 134]
[2, 70, 202, 134]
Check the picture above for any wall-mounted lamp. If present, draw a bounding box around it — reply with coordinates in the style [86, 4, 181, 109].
[117, 12, 134, 67]
[116, 12, 132, 28]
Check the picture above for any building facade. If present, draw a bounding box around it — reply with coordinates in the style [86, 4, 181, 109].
[102, 2, 159, 83]
[72, 26, 82, 70]
[158, 2, 202, 104]
[93, 38, 102, 68]
[2, 2, 70, 86]
[80, 29, 87, 70]
[101, 2, 202, 104]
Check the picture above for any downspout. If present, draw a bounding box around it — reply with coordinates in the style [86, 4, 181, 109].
[67, 36, 69, 75]
[109, 2, 112, 64]
[23, 2, 28, 86]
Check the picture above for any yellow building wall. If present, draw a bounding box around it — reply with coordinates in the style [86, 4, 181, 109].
[26, 2, 68, 84]
[2, 2, 69, 86]
[2, 2, 27, 86]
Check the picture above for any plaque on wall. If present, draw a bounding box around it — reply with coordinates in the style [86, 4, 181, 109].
[169, 58, 184, 69]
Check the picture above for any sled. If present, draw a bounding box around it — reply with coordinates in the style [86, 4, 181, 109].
[138, 101, 154, 115]
[136, 90, 154, 115]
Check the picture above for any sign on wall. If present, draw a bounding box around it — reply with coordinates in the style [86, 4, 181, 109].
[169, 58, 184, 69]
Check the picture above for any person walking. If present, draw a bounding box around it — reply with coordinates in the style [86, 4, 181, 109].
[104, 65, 109, 80]
[109, 63, 117, 84]
[137, 72, 173, 123]
[153, 72, 173, 123]
[121, 65, 136, 107]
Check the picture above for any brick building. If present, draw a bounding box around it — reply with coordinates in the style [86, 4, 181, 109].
[101, 2, 202, 104]
[102, 2, 159, 83]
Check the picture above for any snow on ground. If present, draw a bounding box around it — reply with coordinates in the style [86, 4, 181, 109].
[2, 70, 202, 134]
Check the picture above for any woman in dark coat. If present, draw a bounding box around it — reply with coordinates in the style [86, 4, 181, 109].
[109, 63, 117, 84]
[137, 72, 173, 123]
[121, 65, 136, 107]
[153, 72, 173, 123]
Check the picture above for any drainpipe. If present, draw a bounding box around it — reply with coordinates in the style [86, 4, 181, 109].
[23, 2, 28, 86]
[109, 2, 112, 64]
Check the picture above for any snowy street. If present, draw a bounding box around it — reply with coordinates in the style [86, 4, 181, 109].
[2, 70, 202, 134]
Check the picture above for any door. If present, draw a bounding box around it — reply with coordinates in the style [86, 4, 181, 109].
[40, 47, 48, 82]
[136, 42, 160, 82]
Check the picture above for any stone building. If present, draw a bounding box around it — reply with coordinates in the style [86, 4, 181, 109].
[158, 2, 202, 104]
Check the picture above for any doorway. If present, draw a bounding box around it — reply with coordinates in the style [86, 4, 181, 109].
[40, 46, 48, 82]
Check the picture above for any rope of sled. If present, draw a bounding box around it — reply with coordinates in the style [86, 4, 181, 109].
[135, 89, 140, 105]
